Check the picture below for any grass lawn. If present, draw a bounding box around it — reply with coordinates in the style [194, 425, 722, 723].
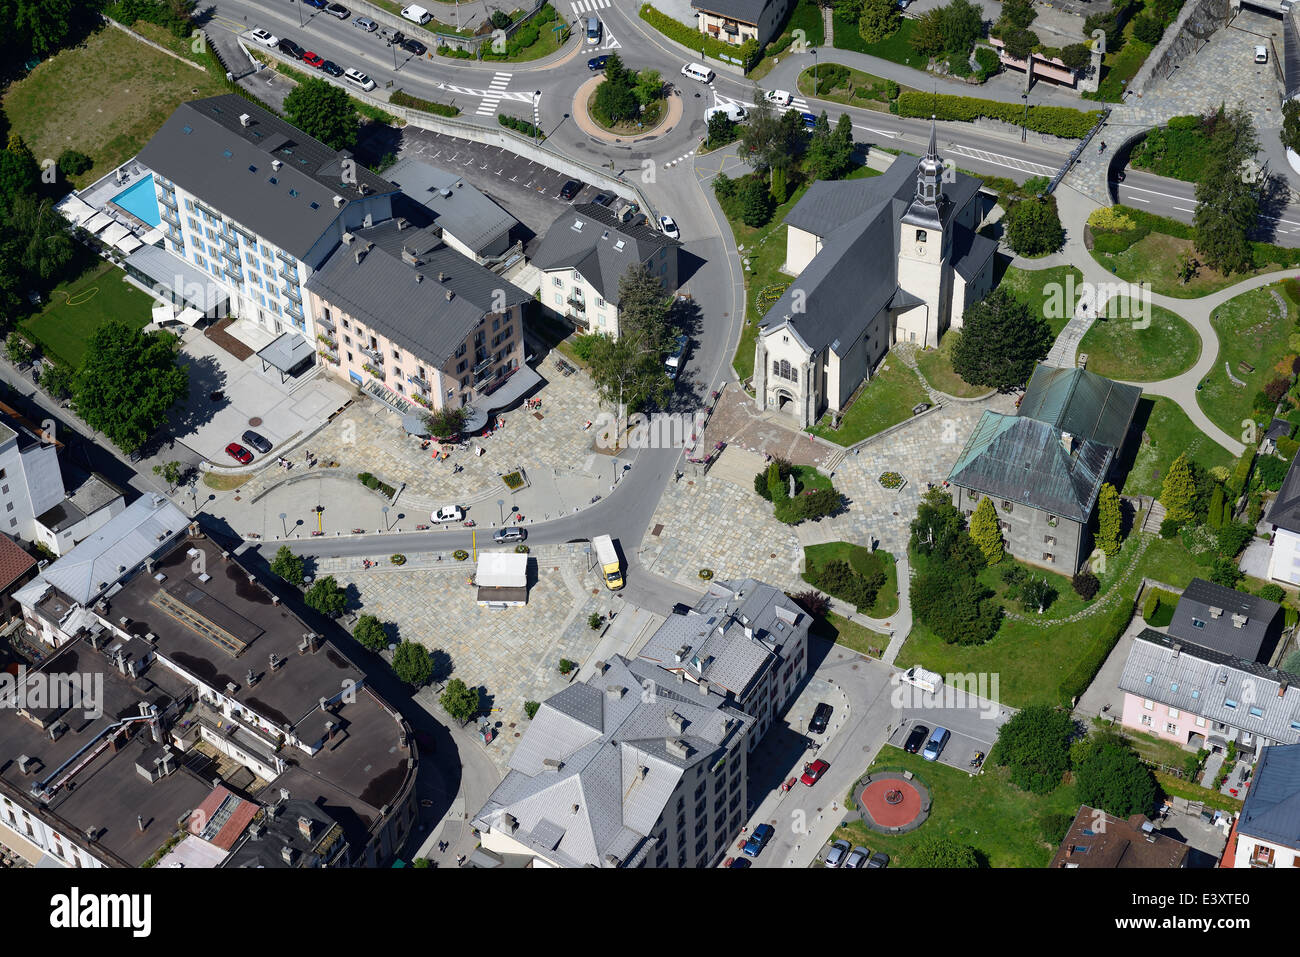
[484, 15, 569, 62]
[807, 357, 928, 445]
[812, 612, 887, 657]
[1084, 34, 1152, 103]
[832, 13, 921, 66]
[914, 334, 987, 398]
[998, 264, 1082, 339]
[21, 260, 154, 368]
[795, 65, 913, 113]
[1123, 396, 1234, 499]
[1116, 723, 1195, 771]
[1138, 535, 1211, 591]
[897, 529, 1149, 708]
[832, 747, 1081, 867]
[802, 543, 899, 618]
[3, 25, 230, 190]
[977, 556, 1094, 622]
[1092, 231, 1288, 298]
[1076, 298, 1201, 382]
[368, 0, 475, 36]
[1196, 283, 1296, 439]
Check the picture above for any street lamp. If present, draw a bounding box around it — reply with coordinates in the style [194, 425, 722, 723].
[1020, 92, 1029, 144]
[294, 0, 304, 28]
[279, 511, 288, 537]
[811, 47, 818, 85]
[497, 499, 506, 524]
[533, 91, 542, 144]
[382, 505, 390, 531]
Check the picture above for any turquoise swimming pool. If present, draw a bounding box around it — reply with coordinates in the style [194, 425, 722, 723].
[111, 175, 160, 227]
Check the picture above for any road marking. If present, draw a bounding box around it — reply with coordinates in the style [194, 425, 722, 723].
[570, 0, 612, 13]
[853, 125, 898, 138]
[1130, 196, 1151, 203]
[1174, 206, 1193, 213]
[476, 71, 514, 115]
[946, 144, 1055, 175]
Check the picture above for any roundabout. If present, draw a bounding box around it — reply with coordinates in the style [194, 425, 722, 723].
[571, 74, 682, 145]
[855, 771, 931, 833]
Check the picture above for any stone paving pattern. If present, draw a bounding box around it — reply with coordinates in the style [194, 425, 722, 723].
[240, 357, 617, 514]
[319, 546, 613, 775]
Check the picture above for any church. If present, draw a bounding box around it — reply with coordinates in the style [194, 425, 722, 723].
[753, 124, 998, 428]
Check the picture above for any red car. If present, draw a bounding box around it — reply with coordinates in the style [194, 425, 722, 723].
[800, 759, 829, 787]
[225, 442, 253, 465]
[302, 51, 325, 68]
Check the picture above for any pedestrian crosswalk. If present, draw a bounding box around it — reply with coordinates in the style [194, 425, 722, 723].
[569, 0, 611, 13]
[476, 71, 514, 116]
[714, 92, 812, 115]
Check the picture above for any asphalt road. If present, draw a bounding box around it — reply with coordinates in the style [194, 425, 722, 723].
[1112, 167, 1300, 247]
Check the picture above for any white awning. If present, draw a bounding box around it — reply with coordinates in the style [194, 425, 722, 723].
[100, 222, 130, 246]
[55, 194, 97, 227]
[81, 211, 114, 235]
[114, 233, 143, 254]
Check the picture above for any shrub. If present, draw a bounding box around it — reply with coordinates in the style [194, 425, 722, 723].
[639, 4, 743, 66]
[1279, 436, 1300, 459]
[699, 568, 714, 580]
[453, 549, 469, 561]
[1159, 517, 1181, 538]
[588, 612, 603, 630]
[353, 614, 388, 651]
[790, 589, 831, 618]
[1072, 570, 1100, 600]
[390, 554, 406, 566]
[1020, 577, 1057, 613]
[57, 149, 92, 176]
[515, 543, 529, 553]
[390, 90, 460, 117]
[896, 91, 1102, 138]
[1258, 455, 1290, 491]
[1040, 811, 1076, 845]
[524, 700, 541, 719]
[974, 45, 1000, 80]
[558, 658, 578, 675]
[1258, 583, 1287, 604]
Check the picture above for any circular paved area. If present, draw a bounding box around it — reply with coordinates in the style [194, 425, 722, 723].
[856, 772, 931, 833]
[571, 76, 682, 144]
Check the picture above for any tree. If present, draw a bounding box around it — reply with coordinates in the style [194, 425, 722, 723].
[0, 134, 39, 206]
[270, 545, 305, 586]
[489, 9, 510, 28]
[424, 405, 467, 438]
[1060, 42, 1092, 71]
[907, 837, 981, 868]
[951, 288, 1052, 390]
[1096, 482, 1121, 556]
[990, 704, 1073, 794]
[584, 265, 674, 419]
[739, 95, 805, 177]
[1193, 107, 1259, 276]
[524, 700, 541, 719]
[940, 0, 984, 54]
[440, 676, 479, 721]
[283, 78, 358, 152]
[304, 575, 347, 617]
[633, 69, 662, 106]
[1259, 582, 1287, 604]
[153, 460, 185, 491]
[740, 173, 774, 226]
[5, 332, 31, 365]
[999, 0, 1037, 30]
[393, 640, 433, 687]
[38, 361, 75, 400]
[594, 71, 639, 124]
[74, 322, 188, 454]
[770, 165, 787, 204]
[858, 0, 901, 43]
[353, 614, 388, 651]
[1072, 570, 1100, 599]
[57, 148, 92, 177]
[1207, 483, 1226, 529]
[1159, 452, 1198, 523]
[1075, 735, 1159, 817]
[1131, 13, 1162, 44]
[1001, 27, 1038, 62]
[1020, 576, 1056, 613]
[969, 497, 1004, 565]
[706, 111, 736, 149]
[1003, 195, 1064, 256]
[738, 37, 761, 70]
[911, 9, 946, 57]
[1283, 99, 1300, 155]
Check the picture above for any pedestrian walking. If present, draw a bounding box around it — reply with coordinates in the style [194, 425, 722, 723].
[456, 854, 466, 866]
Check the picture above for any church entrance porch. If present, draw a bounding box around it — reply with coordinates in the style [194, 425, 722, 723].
[699, 384, 837, 469]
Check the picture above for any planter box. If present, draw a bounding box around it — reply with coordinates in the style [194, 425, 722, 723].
[878, 472, 907, 493]
[502, 469, 528, 493]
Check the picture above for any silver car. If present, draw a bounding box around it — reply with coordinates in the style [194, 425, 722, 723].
[354, 15, 378, 31]
[824, 839, 850, 868]
[843, 845, 870, 869]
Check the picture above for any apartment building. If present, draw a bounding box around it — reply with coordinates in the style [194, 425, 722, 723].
[1222, 743, 1300, 868]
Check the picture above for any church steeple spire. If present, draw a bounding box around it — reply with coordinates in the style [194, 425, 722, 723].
[915, 114, 943, 208]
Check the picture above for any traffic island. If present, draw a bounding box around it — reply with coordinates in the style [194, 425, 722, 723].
[855, 770, 931, 834]
[572, 76, 681, 144]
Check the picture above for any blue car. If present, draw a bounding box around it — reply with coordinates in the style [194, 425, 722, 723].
[801, 112, 818, 129]
[304, 0, 328, 8]
[742, 823, 774, 857]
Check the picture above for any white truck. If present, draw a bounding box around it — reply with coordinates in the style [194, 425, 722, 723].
[900, 665, 943, 694]
[401, 4, 432, 24]
[593, 535, 623, 590]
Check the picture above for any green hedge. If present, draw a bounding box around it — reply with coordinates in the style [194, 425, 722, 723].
[640, 3, 749, 67]
[1059, 594, 1139, 703]
[437, 45, 475, 59]
[390, 90, 460, 117]
[499, 114, 542, 139]
[896, 91, 1102, 139]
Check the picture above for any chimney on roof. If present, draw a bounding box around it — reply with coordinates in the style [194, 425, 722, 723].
[239, 113, 251, 127]
[541, 758, 564, 771]
[1231, 613, 1248, 629]
[396, 217, 409, 231]
[593, 660, 606, 674]
[298, 816, 315, 840]
[605, 684, 625, 700]
[416, 272, 423, 284]
[667, 711, 685, 734]
[1060, 431, 1075, 455]
[698, 679, 710, 697]
[272, 159, 282, 171]
[281, 845, 297, 865]
[503, 813, 518, 832]
[1210, 606, 1223, 619]
[438, 272, 446, 282]
[401, 246, 420, 266]
[247, 668, 258, 686]
[445, 290, 454, 301]
[333, 195, 345, 209]
[342, 232, 355, 245]
[666, 739, 690, 759]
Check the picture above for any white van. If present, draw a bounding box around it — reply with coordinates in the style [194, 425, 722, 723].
[586, 17, 602, 45]
[680, 62, 715, 83]
[705, 102, 746, 123]
[1256, 45, 1269, 63]
[401, 4, 432, 24]
[344, 68, 375, 92]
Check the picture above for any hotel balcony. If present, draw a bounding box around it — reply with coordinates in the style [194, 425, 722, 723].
[566, 296, 585, 313]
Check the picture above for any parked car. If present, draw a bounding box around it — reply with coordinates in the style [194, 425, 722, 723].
[402, 37, 428, 56]
[742, 823, 774, 858]
[659, 215, 680, 240]
[250, 28, 280, 48]
[903, 724, 929, 754]
[225, 443, 253, 465]
[591, 192, 613, 207]
[808, 702, 833, 735]
[493, 527, 526, 543]
[325, 2, 350, 18]
[824, 839, 850, 868]
[302, 51, 325, 68]
[304, 0, 328, 8]
[321, 60, 344, 77]
[354, 15, 378, 31]
[344, 67, 375, 91]
[922, 726, 950, 762]
[843, 845, 870, 869]
[801, 758, 829, 786]
[867, 851, 890, 868]
[587, 54, 609, 71]
[432, 505, 464, 523]
[764, 89, 792, 107]
[241, 430, 272, 454]
[278, 38, 305, 59]
[664, 333, 688, 379]
[559, 179, 582, 200]
[729, 857, 751, 868]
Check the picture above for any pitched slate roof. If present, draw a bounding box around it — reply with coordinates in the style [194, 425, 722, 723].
[0, 534, 36, 591]
[948, 412, 1112, 522]
[306, 214, 529, 367]
[531, 202, 679, 305]
[473, 656, 751, 867]
[1238, 743, 1300, 849]
[1167, 578, 1282, 663]
[384, 157, 518, 256]
[691, 0, 772, 24]
[952, 225, 997, 282]
[1119, 629, 1300, 746]
[1018, 365, 1141, 448]
[1267, 453, 1300, 535]
[137, 96, 395, 259]
[1049, 806, 1189, 868]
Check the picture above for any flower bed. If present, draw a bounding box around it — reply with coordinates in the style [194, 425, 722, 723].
[878, 471, 906, 491]
[453, 549, 469, 561]
[699, 568, 714, 580]
[390, 554, 406, 566]
[502, 470, 527, 492]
